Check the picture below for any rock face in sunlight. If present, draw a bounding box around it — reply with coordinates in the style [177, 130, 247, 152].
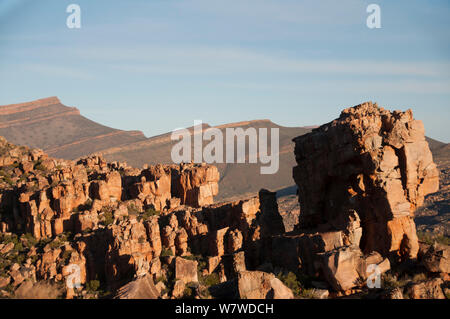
[293, 102, 439, 259]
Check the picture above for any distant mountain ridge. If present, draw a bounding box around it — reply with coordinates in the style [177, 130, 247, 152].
[1, 97, 448, 201]
[0, 97, 147, 159]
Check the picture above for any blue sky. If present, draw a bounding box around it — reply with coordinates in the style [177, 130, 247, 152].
[0, 0, 449, 141]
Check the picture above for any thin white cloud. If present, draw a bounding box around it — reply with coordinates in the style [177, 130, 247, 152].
[175, 0, 364, 25]
[7, 44, 449, 78]
[220, 79, 450, 94]
[92, 45, 449, 77]
[16, 63, 94, 80]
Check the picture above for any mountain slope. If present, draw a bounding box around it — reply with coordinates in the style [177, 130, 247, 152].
[98, 119, 313, 201]
[0, 97, 147, 159]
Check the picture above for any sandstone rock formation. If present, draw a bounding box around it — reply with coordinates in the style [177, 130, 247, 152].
[114, 274, 159, 299]
[278, 102, 444, 294]
[0, 134, 291, 299]
[0, 136, 223, 298]
[171, 164, 220, 208]
[237, 271, 294, 299]
[406, 278, 446, 299]
[175, 257, 198, 284]
[293, 102, 439, 260]
[422, 243, 450, 274]
[0, 101, 447, 300]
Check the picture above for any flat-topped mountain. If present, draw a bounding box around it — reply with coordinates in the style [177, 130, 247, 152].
[0, 97, 147, 159]
[0, 97, 313, 201]
[98, 119, 313, 201]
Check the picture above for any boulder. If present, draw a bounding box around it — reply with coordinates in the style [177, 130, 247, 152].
[0, 242, 14, 254]
[172, 280, 186, 299]
[422, 243, 450, 274]
[114, 274, 159, 299]
[237, 271, 294, 299]
[175, 257, 198, 284]
[406, 278, 445, 299]
[171, 164, 219, 207]
[318, 246, 363, 292]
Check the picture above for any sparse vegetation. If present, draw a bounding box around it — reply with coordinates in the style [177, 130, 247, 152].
[33, 160, 46, 172]
[2, 176, 14, 186]
[62, 250, 72, 263]
[276, 271, 316, 299]
[199, 273, 220, 287]
[161, 248, 174, 257]
[276, 271, 302, 296]
[183, 286, 194, 298]
[101, 207, 114, 226]
[136, 206, 160, 222]
[412, 273, 427, 283]
[22, 233, 38, 248]
[381, 271, 428, 290]
[86, 280, 100, 293]
[417, 231, 450, 246]
[382, 273, 404, 288]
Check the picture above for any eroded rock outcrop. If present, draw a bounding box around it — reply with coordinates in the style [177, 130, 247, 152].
[0, 136, 223, 298]
[0, 135, 220, 241]
[293, 102, 439, 259]
[0, 101, 446, 299]
[285, 102, 440, 293]
[237, 270, 294, 299]
[171, 163, 220, 208]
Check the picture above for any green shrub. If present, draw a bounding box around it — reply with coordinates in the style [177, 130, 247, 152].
[276, 272, 302, 296]
[103, 209, 114, 226]
[18, 174, 29, 183]
[49, 239, 63, 249]
[2, 234, 19, 246]
[183, 255, 198, 261]
[86, 280, 100, 293]
[298, 288, 316, 299]
[382, 273, 410, 289]
[34, 163, 46, 172]
[22, 233, 38, 248]
[198, 272, 220, 287]
[13, 242, 24, 253]
[161, 248, 174, 257]
[139, 207, 159, 220]
[3, 176, 14, 186]
[62, 250, 72, 263]
[183, 287, 193, 299]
